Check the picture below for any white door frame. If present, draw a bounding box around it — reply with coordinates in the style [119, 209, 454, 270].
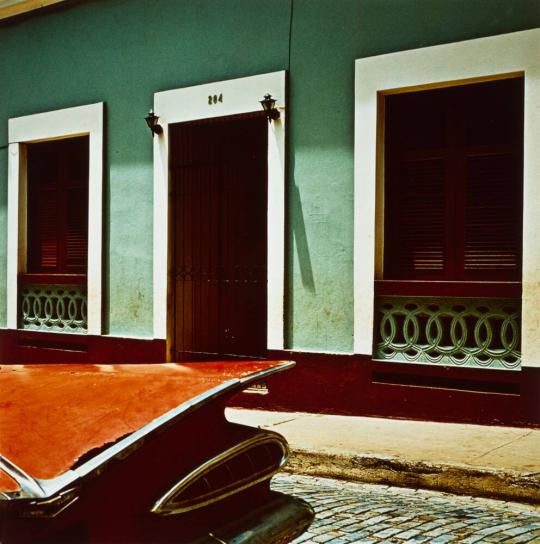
[152, 71, 287, 352]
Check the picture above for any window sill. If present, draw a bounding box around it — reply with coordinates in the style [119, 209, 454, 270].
[374, 280, 521, 298]
[18, 273, 87, 285]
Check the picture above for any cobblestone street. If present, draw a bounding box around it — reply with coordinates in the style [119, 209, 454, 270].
[271, 474, 540, 544]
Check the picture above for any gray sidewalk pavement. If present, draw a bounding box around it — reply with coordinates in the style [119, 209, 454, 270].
[226, 408, 540, 504]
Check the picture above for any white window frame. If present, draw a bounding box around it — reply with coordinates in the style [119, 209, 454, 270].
[7, 102, 104, 335]
[354, 28, 540, 368]
[152, 71, 286, 350]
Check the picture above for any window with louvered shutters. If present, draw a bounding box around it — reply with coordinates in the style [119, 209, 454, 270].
[26, 137, 89, 275]
[383, 77, 523, 283]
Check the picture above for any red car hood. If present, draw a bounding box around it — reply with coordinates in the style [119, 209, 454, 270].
[0, 361, 292, 496]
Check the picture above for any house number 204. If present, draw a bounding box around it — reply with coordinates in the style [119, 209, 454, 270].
[208, 94, 223, 105]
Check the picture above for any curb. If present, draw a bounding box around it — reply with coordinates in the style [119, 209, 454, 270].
[284, 449, 540, 504]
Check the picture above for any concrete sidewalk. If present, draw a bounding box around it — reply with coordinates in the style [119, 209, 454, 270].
[226, 408, 540, 504]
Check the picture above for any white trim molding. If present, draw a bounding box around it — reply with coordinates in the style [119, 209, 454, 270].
[153, 71, 286, 350]
[7, 102, 104, 335]
[354, 28, 540, 367]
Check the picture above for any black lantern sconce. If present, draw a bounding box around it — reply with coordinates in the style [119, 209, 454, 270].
[260, 94, 280, 123]
[145, 109, 163, 137]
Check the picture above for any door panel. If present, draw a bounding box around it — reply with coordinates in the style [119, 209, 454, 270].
[171, 114, 268, 360]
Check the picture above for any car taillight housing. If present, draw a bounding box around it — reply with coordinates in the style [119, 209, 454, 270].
[151, 433, 289, 515]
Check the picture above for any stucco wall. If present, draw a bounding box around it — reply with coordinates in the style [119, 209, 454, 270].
[0, 0, 539, 349]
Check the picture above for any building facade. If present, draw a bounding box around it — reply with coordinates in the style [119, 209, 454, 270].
[1, 0, 539, 425]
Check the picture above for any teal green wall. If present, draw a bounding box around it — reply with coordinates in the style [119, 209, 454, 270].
[1, 0, 539, 348]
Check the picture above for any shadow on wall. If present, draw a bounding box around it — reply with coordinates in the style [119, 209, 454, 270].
[291, 182, 315, 293]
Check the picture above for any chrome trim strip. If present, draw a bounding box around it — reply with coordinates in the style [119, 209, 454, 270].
[208, 533, 228, 544]
[151, 431, 290, 515]
[73, 362, 294, 483]
[0, 455, 46, 498]
[0, 361, 295, 502]
[1, 379, 239, 500]
[22, 488, 80, 519]
[238, 361, 295, 387]
[73, 379, 240, 480]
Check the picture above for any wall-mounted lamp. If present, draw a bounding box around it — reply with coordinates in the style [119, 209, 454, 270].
[145, 109, 163, 137]
[260, 94, 280, 123]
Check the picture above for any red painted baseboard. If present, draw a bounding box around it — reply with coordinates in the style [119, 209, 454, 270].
[1, 330, 537, 427]
[0, 329, 166, 364]
[232, 350, 540, 428]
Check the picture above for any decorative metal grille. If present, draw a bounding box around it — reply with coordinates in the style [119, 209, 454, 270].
[20, 284, 87, 333]
[374, 296, 520, 370]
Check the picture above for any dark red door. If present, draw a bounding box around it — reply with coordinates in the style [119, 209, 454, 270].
[170, 114, 268, 360]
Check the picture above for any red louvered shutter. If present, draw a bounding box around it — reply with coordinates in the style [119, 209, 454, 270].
[35, 190, 59, 270]
[383, 77, 523, 285]
[464, 153, 522, 280]
[26, 137, 89, 276]
[385, 158, 446, 279]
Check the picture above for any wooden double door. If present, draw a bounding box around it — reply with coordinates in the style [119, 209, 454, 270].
[170, 114, 268, 360]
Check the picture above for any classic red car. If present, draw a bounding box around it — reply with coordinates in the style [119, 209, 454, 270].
[0, 361, 313, 543]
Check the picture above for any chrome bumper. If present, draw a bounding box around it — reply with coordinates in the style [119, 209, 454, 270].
[194, 491, 314, 544]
